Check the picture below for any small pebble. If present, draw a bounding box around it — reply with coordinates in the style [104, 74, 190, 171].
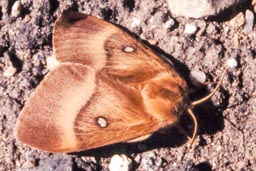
[11, 1, 22, 17]
[189, 70, 207, 87]
[24, 14, 31, 22]
[216, 145, 222, 152]
[134, 155, 141, 163]
[131, 17, 141, 28]
[224, 26, 230, 33]
[25, 151, 35, 162]
[228, 12, 245, 27]
[196, 20, 207, 36]
[226, 58, 238, 68]
[184, 24, 198, 34]
[244, 10, 254, 33]
[141, 152, 157, 170]
[148, 39, 158, 45]
[109, 154, 132, 171]
[206, 23, 216, 34]
[21, 161, 35, 169]
[81, 156, 96, 163]
[164, 19, 175, 30]
[3, 66, 17, 77]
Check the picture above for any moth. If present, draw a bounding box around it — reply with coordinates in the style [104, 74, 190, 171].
[15, 11, 224, 153]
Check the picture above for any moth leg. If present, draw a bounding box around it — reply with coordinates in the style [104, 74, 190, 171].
[126, 134, 152, 143]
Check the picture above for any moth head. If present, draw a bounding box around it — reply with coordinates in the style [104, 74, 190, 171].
[142, 69, 226, 151]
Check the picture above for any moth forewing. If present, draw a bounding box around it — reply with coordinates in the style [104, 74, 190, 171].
[53, 11, 179, 84]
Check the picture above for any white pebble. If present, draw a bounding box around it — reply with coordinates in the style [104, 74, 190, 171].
[228, 12, 245, 27]
[21, 161, 35, 169]
[244, 10, 254, 33]
[131, 17, 141, 28]
[184, 24, 198, 34]
[11, 1, 22, 17]
[109, 154, 132, 171]
[140, 152, 157, 170]
[164, 19, 175, 30]
[189, 70, 207, 87]
[216, 145, 222, 152]
[3, 66, 17, 77]
[224, 26, 230, 33]
[227, 58, 238, 68]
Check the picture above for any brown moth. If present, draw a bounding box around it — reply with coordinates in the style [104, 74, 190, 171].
[15, 11, 224, 153]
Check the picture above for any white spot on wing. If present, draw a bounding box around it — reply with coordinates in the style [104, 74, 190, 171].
[123, 46, 135, 53]
[97, 117, 108, 128]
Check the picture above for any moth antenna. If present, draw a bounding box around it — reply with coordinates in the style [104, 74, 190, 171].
[184, 69, 226, 153]
[180, 108, 198, 160]
[186, 108, 198, 149]
[191, 69, 226, 106]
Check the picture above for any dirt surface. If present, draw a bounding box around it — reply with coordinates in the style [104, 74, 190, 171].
[0, 0, 255, 171]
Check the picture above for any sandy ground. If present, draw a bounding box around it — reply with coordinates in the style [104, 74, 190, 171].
[0, 0, 255, 170]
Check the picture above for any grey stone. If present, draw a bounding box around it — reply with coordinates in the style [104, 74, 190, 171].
[244, 10, 254, 33]
[189, 70, 207, 87]
[167, 0, 241, 18]
[31, 154, 72, 171]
